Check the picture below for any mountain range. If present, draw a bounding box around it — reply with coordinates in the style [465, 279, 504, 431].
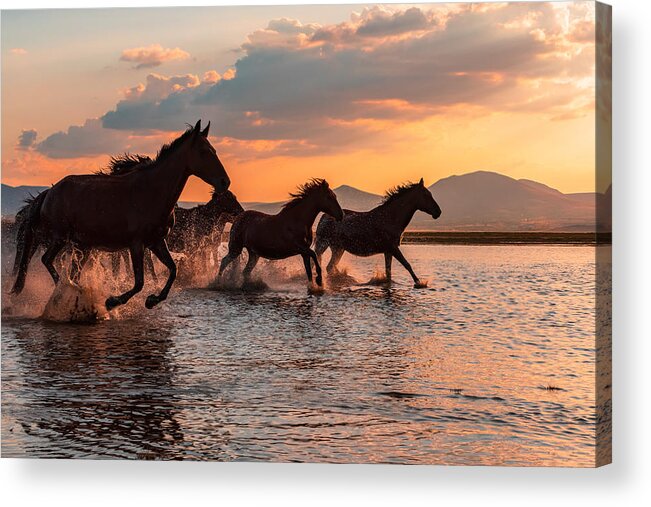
[1, 171, 610, 232]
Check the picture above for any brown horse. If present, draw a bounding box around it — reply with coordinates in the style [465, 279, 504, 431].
[13, 155, 160, 283]
[218, 179, 343, 287]
[314, 179, 441, 287]
[11, 120, 230, 310]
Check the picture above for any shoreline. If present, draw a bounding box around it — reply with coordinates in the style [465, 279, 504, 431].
[401, 231, 611, 245]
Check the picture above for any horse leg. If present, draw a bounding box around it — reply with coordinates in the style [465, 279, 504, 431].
[218, 243, 243, 278]
[326, 247, 345, 275]
[301, 254, 313, 285]
[305, 249, 323, 286]
[384, 252, 393, 281]
[242, 250, 259, 284]
[391, 247, 421, 286]
[105, 243, 144, 311]
[145, 239, 176, 309]
[41, 240, 65, 285]
[314, 236, 328, 269]
[145, 250, 158, 284]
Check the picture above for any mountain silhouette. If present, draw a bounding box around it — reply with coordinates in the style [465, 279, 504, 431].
[2, 171, 609, 231]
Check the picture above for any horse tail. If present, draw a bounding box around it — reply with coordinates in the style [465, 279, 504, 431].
[314, 213, 334, 256]
[11, 190, 48, 294]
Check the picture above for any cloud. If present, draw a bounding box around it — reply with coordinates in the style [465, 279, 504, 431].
[121, 72, 201, 102]
[17, 129, 37, 149]
[36, 119, 135, 159]
[10, 48, 28, 55]
[39, 3, 597, 160]
[120, 43, 190, 69]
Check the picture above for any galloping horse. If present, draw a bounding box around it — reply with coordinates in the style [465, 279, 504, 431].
[169, 189, 244, 262]
[14, 155, 163, 283]
[11, 120, 230, 310]
[314, 179, 441, 287]
[218, 179, 343, 287]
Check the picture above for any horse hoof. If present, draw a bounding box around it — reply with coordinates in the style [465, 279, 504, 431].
[308, 283, 325, 295]
[105, 296, 121, 311]
[145, 295, 160, 309]
[414, 280, 429, 289]
[315, 276, 323, 287]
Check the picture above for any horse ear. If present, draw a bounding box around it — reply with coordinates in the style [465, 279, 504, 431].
[194, 120, 202, 135]
[201, 121, 210, 138]
[419, 177, 424, 186]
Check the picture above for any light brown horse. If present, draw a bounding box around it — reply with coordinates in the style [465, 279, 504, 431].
[11, 120, 230, 310]
[314, 179, 441, 287]
[218, 179, 343, 287]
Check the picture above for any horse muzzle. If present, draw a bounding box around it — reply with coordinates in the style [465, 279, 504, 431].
[432, 209, 442, 219]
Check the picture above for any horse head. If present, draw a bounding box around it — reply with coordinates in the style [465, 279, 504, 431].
[186, 120, 230, 193]
[317, 180, 344, 221]
[211, 189, 245, 216]
[414, 178, 442, 219]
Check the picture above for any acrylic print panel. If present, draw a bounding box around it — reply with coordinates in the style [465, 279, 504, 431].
[0, 1, 611, 466]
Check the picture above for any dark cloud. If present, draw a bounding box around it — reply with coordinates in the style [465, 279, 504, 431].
[17, 129, 37, 149]
[35, 119, 131, 159]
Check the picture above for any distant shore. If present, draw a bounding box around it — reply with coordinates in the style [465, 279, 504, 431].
[401, 231, 611, 245]
[1, 218, 610, 246]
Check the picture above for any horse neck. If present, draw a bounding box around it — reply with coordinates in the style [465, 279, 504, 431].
[280, 197, 322, 227]
[144, 153, 191, 214]
[377, 193, 420, 231]
[204, 198, 225, 216]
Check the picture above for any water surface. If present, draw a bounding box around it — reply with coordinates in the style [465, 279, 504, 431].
[1, 245, 608, 465]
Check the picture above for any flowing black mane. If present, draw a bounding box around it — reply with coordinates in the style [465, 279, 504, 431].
[100, 154, 153, 175]
[97, 124, 197, 176]
[155, 124, 196, 164]
[282, 178, 328, 210]
[381, 181, 421, 205]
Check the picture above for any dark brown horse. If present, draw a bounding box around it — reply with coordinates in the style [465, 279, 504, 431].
[314, 179, 441, 287]
[13, 155, 159, 282]
[218, 179, 343, 287]
[11, 120, 230, 310]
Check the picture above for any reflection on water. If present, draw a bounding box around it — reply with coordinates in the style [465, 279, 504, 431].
[1, 245, 609, 466]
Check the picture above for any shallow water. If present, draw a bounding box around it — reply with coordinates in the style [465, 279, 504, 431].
[1, 245, 610, 466]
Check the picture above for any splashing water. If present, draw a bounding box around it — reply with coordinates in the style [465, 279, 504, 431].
[41, 281, 108, 323]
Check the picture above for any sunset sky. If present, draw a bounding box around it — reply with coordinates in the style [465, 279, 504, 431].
[1, 2, 606, 202]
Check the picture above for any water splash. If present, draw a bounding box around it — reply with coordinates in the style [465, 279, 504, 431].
[41, 281, 108, 323]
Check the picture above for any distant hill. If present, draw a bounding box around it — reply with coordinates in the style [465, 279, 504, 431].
[1, 184, 49, 216]
[2, 172, 610, 232]
[413, 171, 602, 231]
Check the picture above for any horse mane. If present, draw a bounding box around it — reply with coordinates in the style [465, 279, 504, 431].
[282, 178, 328, 210]
[96, 124, 197, 176]
[381, 181, 421, 205]
[154, 123, 196, 164]
[98, 153, 153, 176]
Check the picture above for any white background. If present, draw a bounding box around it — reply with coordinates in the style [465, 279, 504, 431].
[1, 0, 649, 505]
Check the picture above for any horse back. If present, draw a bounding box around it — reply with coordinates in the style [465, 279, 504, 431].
[319, 207, 400, 255]
[41, 174, 171, 248]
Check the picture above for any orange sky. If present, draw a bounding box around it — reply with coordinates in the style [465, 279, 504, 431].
[1, 2, 607, 203]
